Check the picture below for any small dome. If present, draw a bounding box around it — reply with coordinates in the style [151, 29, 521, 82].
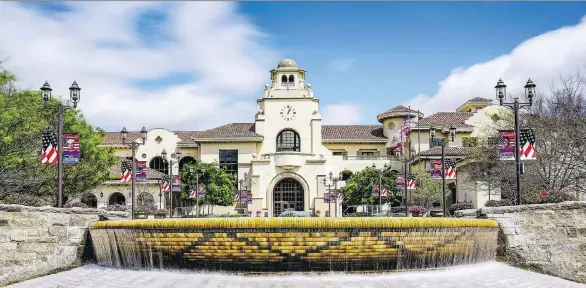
[277, 59, 298, 68]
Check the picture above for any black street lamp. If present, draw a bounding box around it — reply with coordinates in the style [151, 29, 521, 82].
[189, 166, 206, 218]
[495, 78, 536, 205]
[372, 163, 388, 215]
[238, 172, 249, 216]
[329, 171, 343, 217]
[40, 81, 81, 208]
[429, 125, 456, 217]
[161, 148, 181, 218]
[121, 126, 147, 219]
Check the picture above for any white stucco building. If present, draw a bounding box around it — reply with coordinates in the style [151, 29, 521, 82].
[89, 59, 507, 216]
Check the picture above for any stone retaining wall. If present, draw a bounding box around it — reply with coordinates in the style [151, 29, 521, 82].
[456, 201, 586, 283]
[0, 204, 127, 286]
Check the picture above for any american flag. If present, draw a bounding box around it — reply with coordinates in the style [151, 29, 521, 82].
[444, 159, 457, 180]
[120, 161, 132, 183]
[381, 187, 389, 197]
[337, 193, 344, 201]
[519, 129, 537, 160]
[189, 190, 196, 199]
[161, 181, 170, 192]
[41, 132, 58, 164]
[407, 174, 416, 190]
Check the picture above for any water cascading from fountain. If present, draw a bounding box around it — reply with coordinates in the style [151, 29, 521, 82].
[89, 218, 498, 272]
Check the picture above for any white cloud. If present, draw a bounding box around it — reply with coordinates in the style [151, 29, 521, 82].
[0, 2, 278, 131]
[405, 15, 586, 116]
[322, 104, 362, 125]
[327, 58, 356, 73]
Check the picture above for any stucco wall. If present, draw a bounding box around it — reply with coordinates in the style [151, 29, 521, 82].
[0, 205, 127, 286]
[457, 202, 586, 283]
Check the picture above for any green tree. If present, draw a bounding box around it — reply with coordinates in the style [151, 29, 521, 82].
[341, 167, 399, 206]
[410, 164, 449, 209]
[0, 65, 117, 206]
[180, 162, 236, 210]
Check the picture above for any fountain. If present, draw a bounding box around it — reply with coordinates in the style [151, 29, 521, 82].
[89, 217, 498, 272]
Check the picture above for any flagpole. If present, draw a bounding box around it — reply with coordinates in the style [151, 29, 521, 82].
[417, 109, 421, 155]
[131, 144, 136, 219]
[57, 104, 64, 208]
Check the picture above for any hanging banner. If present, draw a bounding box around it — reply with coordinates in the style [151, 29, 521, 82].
[520, 129, 537, 160]
[371, 184, 380, 197]
[247, 191, 253, 204]
[135, 161, 147, 182]
[430, 160, 443, 180]
[323, 192, 330, 203]
[444, 159, 457, 180]
[240, 190, 249, 203]
[172, 175, 181, 192]
[407, 174, 416, 190]
[197, 184, 206, 198]
[328, 190, 337, 202]
[62, 132, 80, 164]
[189, 190, 196, 199]
[396, 174, 405, 189]
[498, 130, 516, 160]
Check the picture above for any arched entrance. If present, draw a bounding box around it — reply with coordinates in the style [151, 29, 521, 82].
[273, 178, 304, 216]
[81, 193, 98, 208]
[109, 192, 126, 206]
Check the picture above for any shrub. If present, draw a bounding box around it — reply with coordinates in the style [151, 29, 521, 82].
[105, 204, 127, 211]
[535, 190, 576, 204]
[484, 199, 515, 207]
[64, 201, 89, 209]
[449, 201, 474, 215]
[408, 205, 427, 214]
[135, 205, 155, 214]
[154, 209, 168, 216]
[279, 209, 312, 217]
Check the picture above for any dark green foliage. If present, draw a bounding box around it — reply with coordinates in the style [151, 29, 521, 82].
[0, 65, 116, 206]
[341, 167, 399, 206]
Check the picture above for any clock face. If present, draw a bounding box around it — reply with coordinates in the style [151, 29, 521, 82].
[280, 105, 296, 121]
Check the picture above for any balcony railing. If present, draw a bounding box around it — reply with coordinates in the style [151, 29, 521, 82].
[342, 155, 399, 161]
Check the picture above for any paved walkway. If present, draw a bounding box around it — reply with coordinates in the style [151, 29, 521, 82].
[8, 262, 585, 288]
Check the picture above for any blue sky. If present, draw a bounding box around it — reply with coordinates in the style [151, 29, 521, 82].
[238, 2, 586, 119]
[3, 2, 586, 130]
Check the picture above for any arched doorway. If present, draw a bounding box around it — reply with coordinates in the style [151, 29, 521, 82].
[273, 178, 304, 216]
[81, 193, 98, 208]
[109, 192, 126, 206]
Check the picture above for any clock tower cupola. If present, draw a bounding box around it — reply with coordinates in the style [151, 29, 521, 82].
[262, 59, 313, 99]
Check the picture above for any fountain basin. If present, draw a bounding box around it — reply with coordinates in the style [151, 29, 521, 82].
[89, 217, 498, 272]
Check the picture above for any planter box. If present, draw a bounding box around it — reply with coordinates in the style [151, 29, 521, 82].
[135, 212, 148, 219]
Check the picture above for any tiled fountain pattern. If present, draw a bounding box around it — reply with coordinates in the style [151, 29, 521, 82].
[8, 262, 585, 288]
[90, 228, 497, 271]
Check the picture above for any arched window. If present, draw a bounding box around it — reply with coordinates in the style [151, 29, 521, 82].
[179, 156, 197, 174]
[288, 75, 295, 85]
[149, 156, 168, 175]
[341, 170, 353, 181]
[281, 75, 288, 86]
[276, 129, 300, 152]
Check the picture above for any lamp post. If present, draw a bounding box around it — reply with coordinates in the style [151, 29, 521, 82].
[495, 78, 536, 205]
[189, 166, 206, 218]
[40, 81, 81, 208]
[321, 177, 333, 217]
[238, 172, 249, 215]
[120, 126, 147, 219]
[429, 125, 456, 217]
[157, 178, 163, 209]
[162, 148, 181, 218]
[327, 171, 342, 217]
[372, 163, 388, 214]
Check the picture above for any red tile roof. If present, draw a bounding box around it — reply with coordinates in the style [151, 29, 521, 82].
[377, 105, 422, 123]
[419, 112, 475, 128]
[322, 125, 386, 141]
[101, 131, 200, 145]
[196, 123, 262, 139]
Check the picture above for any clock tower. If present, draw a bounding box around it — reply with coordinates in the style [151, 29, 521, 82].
[255, 59, 323, 155]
